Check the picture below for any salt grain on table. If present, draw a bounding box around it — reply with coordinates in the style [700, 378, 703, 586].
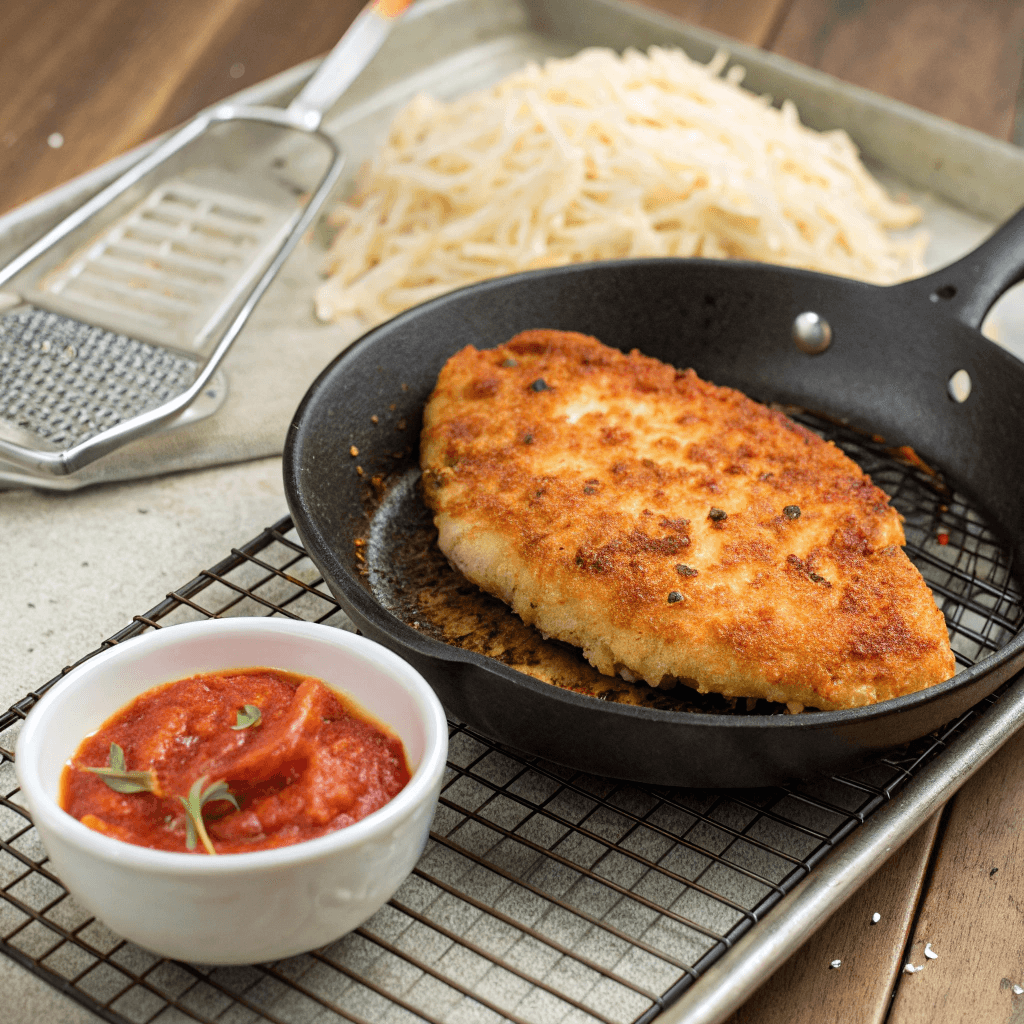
[905, 963, 922, 974]
[1014, 985, 1024, 996]
[830, 960, 841, 969]
[924, 943, 938, 959]
[871, 912, 881, 924]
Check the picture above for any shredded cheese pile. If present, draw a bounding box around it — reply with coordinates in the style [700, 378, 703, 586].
[315, 46, 924, 325]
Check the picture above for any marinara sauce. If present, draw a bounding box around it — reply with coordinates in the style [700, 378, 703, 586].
[60, 669, 411, 854]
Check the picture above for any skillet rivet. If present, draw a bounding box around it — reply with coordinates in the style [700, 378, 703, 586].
[793, 311, 832, 354]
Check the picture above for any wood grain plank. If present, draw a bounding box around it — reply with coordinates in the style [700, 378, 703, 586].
[632, 0, 795, 48]
[886, 727, 1024, 1023]
[152, 0, 366, 135]
[771, 0, 1024, 140]
[0, 0, 362, 216]
[722, 814, 942, 1024]
[0, 0, 240, 214]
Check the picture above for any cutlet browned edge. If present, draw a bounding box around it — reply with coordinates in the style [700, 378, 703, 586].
[420, 329, 956, 711]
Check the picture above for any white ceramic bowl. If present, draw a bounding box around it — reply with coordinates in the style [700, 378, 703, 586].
[15, 617, 448, 964]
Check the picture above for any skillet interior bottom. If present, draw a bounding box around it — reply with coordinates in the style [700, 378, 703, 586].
[367, 468, 751, 715]
[362, 410, 1022, 723]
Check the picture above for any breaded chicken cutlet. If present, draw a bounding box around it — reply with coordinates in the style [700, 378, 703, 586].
[420, 330, 956, 711]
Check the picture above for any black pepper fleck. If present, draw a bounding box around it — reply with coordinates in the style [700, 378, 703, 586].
[502, 357, 518, 367]
[675, 564, 698, 577]
[667, 591, 683, 603]
[523, 433, 534, 444]
[783, 505, 801, 519]
[708, 507, 727, 522]
[531, 379, 550, 392]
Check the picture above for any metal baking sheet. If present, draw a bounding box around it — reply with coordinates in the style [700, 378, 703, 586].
[4, 0, 1024, 1020]
[4, 0, 1024, 491]
[2, 516, 1021, 1024]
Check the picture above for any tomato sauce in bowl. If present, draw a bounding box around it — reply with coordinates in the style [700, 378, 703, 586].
[60, 668, 411, 854]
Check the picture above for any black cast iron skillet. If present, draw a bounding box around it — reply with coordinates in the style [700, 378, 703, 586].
[284, 208, 1024, 787]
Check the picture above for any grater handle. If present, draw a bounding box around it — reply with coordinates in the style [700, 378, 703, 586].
[286, 0, 413, 131]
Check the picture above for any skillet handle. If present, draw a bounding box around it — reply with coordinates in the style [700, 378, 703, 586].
[900, 204, 1024, 330]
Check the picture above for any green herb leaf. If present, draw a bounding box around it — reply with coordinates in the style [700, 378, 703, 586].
[231, 704, 261, 731]
[178, 776, 237, 855]
[200, 779, 240, 814]
[84, 743, 156, 795]
[180, 796, 198, 851]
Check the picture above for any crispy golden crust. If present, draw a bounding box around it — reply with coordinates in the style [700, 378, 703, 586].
[420, 330, 956, 710]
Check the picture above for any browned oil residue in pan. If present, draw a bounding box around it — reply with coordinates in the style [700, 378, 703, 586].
[362, 469, 792, 716]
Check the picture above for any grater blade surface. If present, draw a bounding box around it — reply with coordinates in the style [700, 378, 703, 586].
[0, 307, 199, 450]
[26, 179, 295, 354]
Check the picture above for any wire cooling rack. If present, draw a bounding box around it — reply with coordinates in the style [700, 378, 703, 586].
[1, 425, 1021, 1024]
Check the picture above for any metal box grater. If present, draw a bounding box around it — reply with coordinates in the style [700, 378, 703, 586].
[0, 163, 313, 479]
[0, 177, 300, 456]
[0, 0, 411, 483]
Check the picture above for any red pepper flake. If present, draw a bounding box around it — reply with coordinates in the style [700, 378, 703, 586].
[937, 532, 949, 546]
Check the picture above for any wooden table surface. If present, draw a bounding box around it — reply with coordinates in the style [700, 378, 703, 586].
[3, 1, 1024, 1022]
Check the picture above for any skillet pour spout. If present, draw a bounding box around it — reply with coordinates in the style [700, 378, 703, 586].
[284, 206, 1024, 787]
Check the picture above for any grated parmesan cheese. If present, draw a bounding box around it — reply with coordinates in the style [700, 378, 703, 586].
[315, 46, 925, 326]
